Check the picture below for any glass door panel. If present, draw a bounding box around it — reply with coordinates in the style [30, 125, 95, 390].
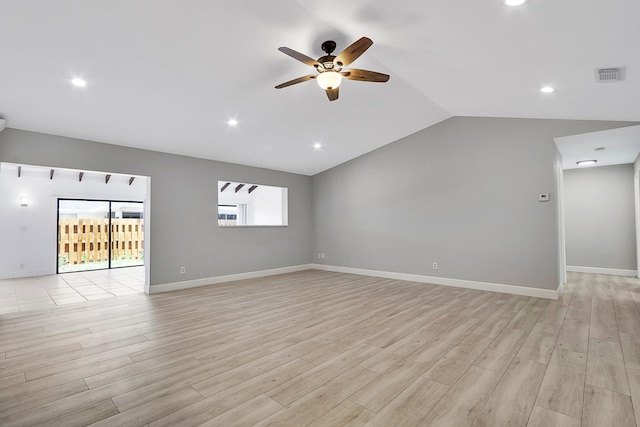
[110, 201, 144, 268]
[58, 200, 110, 273]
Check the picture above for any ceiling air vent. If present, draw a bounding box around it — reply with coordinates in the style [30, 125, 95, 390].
[595, 67, 625, 83]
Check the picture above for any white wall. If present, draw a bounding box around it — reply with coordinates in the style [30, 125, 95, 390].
[555, 149, 567, 286]
[564, 164, 637, 274]
[0, 163, 147, 279]
[249, 186, 287, 226]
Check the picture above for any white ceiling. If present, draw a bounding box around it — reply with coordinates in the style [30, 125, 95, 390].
[0, 0, 639, 176]
[555, 125, 640, 170]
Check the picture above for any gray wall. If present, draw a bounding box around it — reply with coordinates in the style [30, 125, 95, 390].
[636, 153, 640, 276]
[564, 164, 636, 270]
[2, 118, 637, 292]
[312, 117, 636, 291]
[0, 129, 313, 288]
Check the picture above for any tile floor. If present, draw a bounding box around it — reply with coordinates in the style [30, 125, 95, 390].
[0, 266, 145, 314]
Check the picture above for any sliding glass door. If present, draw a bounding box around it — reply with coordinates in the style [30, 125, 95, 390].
[110, 201, 144, 268]
[57, 199, 144, 273]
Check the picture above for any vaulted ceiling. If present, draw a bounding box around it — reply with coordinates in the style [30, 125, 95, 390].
[0, 1, 638, 175]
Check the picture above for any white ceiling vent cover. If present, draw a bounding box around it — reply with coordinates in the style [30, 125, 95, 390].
[595, 67, 626, 83]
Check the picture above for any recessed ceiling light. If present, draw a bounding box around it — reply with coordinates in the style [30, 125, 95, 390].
[71, 78, 86, 87]
[505, 0, 527, 6]
[540, 86, 555, 93]
[313, 142, 323, 150]
[576, 160, 597, 166]
[227, 118, 238, 126]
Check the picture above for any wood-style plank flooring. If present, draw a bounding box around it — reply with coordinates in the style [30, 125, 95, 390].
[0, 270, 639, 426]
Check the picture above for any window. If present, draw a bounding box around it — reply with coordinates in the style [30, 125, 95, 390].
[218, 204, 240, 226]
[217, 181, 288, 226]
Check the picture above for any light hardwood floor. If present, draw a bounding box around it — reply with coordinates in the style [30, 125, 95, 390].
[0, 270, 638, 426]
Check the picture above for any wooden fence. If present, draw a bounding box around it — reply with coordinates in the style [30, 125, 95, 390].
[58, 218, 144, 266]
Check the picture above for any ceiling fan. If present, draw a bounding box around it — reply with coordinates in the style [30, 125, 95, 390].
[275, 37, 390, 101]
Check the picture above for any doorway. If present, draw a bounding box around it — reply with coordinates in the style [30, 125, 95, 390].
[57, 199, 144, 273]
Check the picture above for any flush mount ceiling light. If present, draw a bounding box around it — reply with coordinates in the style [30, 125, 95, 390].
[275, 37, 389, 101]
[505, 0, 528, 5]
[227, 118, 238, 126]
[540, 86, 555, 93]
[576, 160, 597, 166]
[71, 77, 87, 87]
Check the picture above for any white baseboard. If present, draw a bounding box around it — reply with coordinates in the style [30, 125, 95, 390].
[150, 264, 313, 294]
[0, 269, 56, 280]
[311, 264, 558, 300]
[566, 265, 637, 277]
[150, 262, 561, 300]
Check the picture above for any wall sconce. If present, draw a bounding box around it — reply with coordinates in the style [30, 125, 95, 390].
[20, 196, 29, 207]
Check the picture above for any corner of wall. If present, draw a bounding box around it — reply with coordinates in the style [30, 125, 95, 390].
[634, 152, 640, 277]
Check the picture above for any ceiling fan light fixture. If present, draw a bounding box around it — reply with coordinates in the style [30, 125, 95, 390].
[276, 37, 387, 101]
[317, 71, 342, 90]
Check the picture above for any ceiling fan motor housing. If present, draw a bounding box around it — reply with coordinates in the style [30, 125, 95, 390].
[321, 40, 337, 54]
[318, 55, 338, 72]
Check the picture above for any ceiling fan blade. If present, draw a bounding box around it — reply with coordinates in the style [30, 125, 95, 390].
[326, 87, 339, 101]
[275, 74, 317, 89]
[334, 37, 373, 67]
[278, 47, 321, 68]
[341, 69, 389, 83]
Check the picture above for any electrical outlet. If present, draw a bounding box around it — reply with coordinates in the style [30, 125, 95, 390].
[318, 253, 322, 259]
[321, 253, 325, 259]
[180, 266, 186, 274]
[432, 262, 438, 270]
